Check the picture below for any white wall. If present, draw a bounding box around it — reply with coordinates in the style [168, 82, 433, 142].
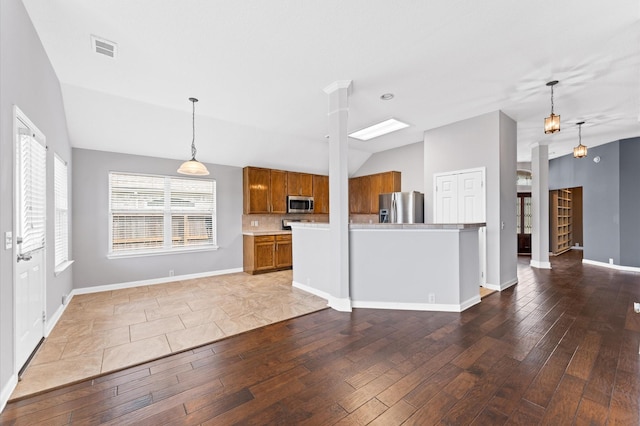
[352, 141, 424, 192]
[1, 0, 73, 407]
[424, 111, 517, 289]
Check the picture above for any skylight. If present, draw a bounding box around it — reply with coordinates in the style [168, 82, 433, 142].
[348, 118, 410, 141]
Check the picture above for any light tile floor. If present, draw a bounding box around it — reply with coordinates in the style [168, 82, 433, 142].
[10, 270, 327, 400]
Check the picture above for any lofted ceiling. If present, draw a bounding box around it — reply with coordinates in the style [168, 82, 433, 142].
[21, 0, 640, 175]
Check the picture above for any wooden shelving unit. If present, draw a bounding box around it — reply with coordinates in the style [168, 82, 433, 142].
[550, 188, 572, 255]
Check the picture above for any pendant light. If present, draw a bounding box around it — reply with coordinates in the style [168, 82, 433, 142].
[573, 121, 588, 158]
[177, 97, 210, 176]
[544, 80, 561, 134]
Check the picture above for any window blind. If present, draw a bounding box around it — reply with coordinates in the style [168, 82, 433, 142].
[109, 173, 216, 254]
[54, 155, 69, 267]
[18, 128, 46, 255]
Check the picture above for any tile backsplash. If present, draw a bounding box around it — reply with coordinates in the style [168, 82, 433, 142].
[242, 214, 329, 231]
[242, 213, 381, 231]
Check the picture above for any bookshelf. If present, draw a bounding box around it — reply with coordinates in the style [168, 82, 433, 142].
[550, 188, 572, 255]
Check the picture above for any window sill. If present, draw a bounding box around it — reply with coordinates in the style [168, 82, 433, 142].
[54, 260, 74, 276]
[107, 245, 219, 260]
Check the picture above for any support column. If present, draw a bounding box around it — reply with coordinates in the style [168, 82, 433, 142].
[323, 80, 352, 311]
[530, 141, 551, 269]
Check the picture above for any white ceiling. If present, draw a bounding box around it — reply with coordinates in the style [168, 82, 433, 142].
[21, 0, 640, 174]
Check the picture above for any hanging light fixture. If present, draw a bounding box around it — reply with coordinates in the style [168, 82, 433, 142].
[544, 80, 561, 134]
[573, 121, 588, 158]
[177, 97, 210, 176]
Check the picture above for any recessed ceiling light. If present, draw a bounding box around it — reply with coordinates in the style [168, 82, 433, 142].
[380, 93, 394, 100]
[348, 118, 410, 141]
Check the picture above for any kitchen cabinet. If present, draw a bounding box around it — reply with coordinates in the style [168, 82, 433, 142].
[243, 167, 288, 214]
[349, 175, 371, 214]
[369, 171, 401, 213]
[288, 172, 313, 196]
[270, 169, 288, 213]
[313, 174, 329, 214]
[243, 233, 292, 274]
[349, 171, 401, 214]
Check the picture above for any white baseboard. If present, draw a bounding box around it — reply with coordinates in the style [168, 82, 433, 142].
[292, 281, 351, 312]
[0, 374, 18, 414]
[582, 259, 640, 272]
[72, 267, 243, 296]
[530, 259, 552, 269]
[499, 278, 518, 291]
[351, 298, 477, 312]
[293, 280, 482, 312]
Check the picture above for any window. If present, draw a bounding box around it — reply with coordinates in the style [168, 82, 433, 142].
[17, 126, 46, 255]
[54, 155, 69, 268]
[109, 172, 216, 255]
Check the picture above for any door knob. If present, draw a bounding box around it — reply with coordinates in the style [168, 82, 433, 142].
[17, 253, 32, 262]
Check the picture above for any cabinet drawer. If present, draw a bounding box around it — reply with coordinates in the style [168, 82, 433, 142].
[254, 235, 276, 243]
[276, 234, 292, 242]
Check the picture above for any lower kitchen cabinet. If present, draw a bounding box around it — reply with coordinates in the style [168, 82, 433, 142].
[243, 233, 292, 274]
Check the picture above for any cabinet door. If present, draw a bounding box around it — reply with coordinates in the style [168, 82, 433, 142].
[275, 235, 292, 268]
[270, 169, 288, 213]
[349, 175, 371, 214]
[288, 172, 313, 196]
[371, 171, 401, 214]
[254, 236, 276, 271]
[243, 167, 271, 214]
[313, 175, 329, 214]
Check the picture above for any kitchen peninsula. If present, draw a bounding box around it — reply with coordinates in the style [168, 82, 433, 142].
[290, 222, 485, 312]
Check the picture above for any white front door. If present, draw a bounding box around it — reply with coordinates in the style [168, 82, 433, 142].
[14, 108, 47, 371]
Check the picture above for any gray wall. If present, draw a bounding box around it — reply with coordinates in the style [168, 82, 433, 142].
[352, 141, 425, 192]
[620, 138, 640, 266]
[424, 110, 517, 289]
[550, 137, 640, 268]
[1, 0, 73, 400]
[549, 141, 621, 265]
[72, 149, 243, 288]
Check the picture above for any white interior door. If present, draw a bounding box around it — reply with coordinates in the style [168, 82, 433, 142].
[434, 168, 486, 285]
[14, 109, 47, 371]
[435, 174, 458, 223]
[458, 170, 484, 223]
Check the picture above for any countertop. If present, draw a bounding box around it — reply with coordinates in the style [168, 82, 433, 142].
[288, 222, 486, 230]
[242, 230, 293, 236]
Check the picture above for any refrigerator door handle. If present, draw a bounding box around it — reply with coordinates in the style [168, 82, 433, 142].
[391, 197, 397, 223]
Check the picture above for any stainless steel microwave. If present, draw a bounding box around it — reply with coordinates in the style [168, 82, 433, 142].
[287, 195, 314, 213]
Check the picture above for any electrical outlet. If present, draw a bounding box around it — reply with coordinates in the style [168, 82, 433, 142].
[169, 269, 174, 277]
[428, 293, 436, 304]
[634, 302, 640, 313]
[609, 258, 614, 264]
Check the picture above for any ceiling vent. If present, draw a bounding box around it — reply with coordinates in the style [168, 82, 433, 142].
[91, 35, 117, 58]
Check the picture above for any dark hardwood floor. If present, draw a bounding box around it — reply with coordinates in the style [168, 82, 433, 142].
[2, 251, 639, 425]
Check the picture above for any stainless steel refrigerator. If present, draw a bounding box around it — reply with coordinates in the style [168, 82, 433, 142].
[378, 191, 424, 223]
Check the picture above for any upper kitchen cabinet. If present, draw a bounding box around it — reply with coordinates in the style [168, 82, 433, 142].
[349, 171, 401, 214]
[243, 166, 288, 214]
[270, 169, 288, 213]
[288, 172, 313, 196]
[349, 175, 371, 214]
[370, 171, 401, 213]
[313, 174, 329, 214]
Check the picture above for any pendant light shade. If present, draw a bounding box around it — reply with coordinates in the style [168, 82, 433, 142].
[544, 80, 561, 134]
[178, 97, 209, 176]
[573, 121, 588, 158]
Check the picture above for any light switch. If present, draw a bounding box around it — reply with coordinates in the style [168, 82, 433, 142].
[5, 231, 12, 250]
